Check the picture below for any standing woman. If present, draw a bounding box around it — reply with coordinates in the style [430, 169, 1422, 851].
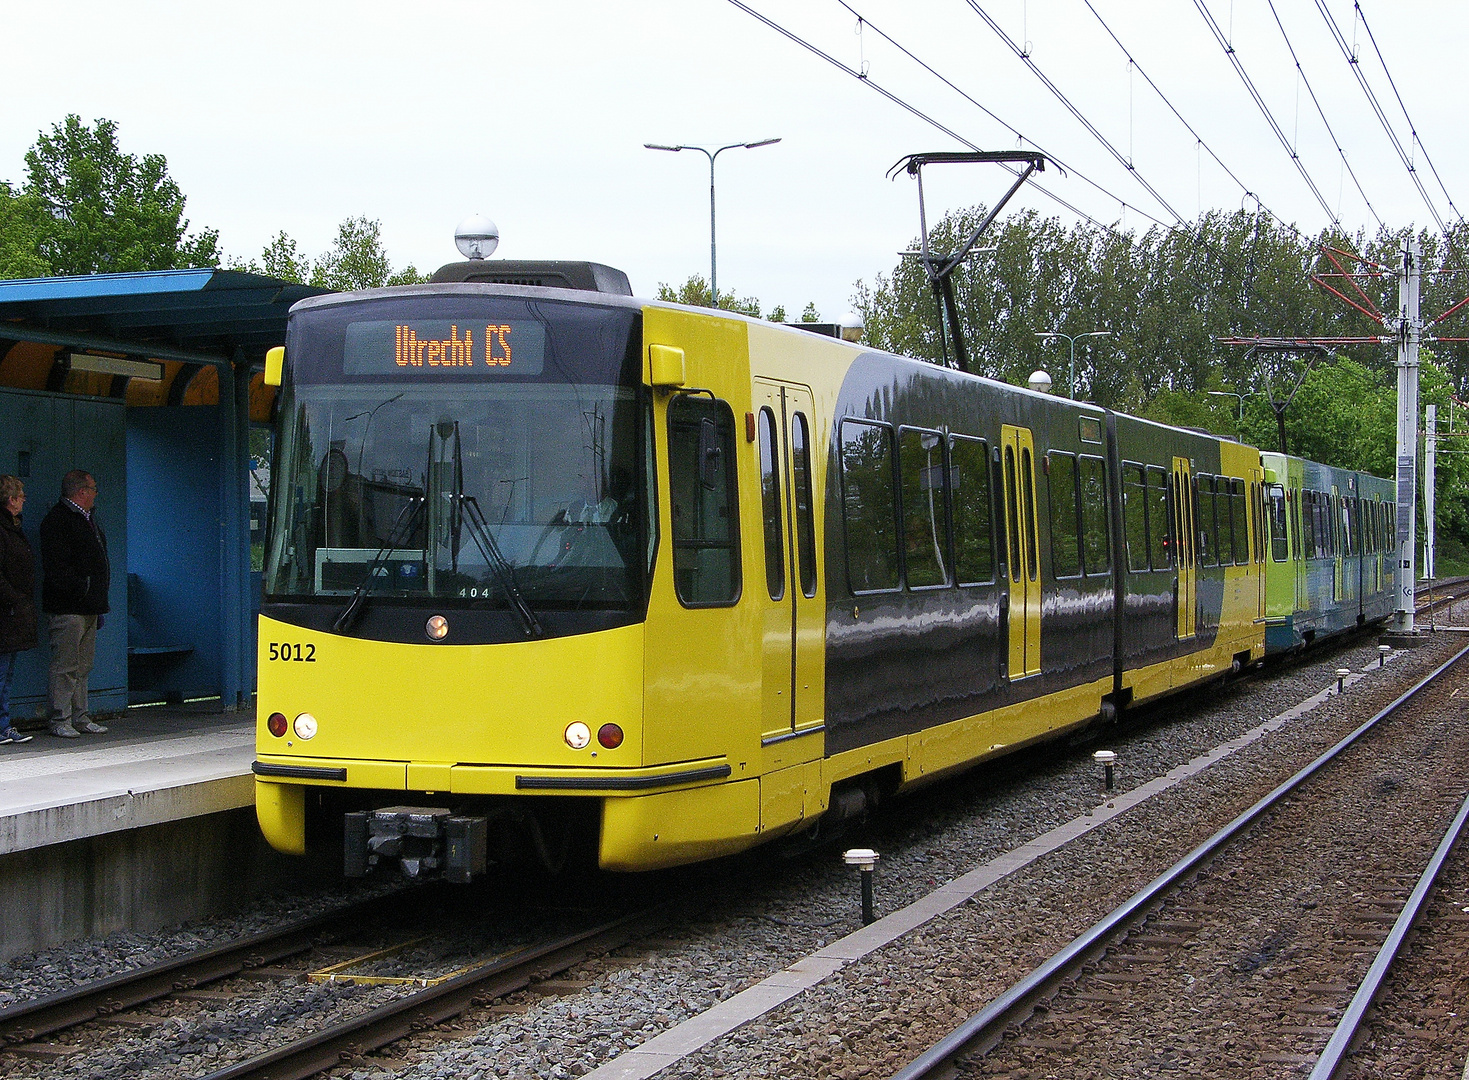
[0, 475, 37, 744]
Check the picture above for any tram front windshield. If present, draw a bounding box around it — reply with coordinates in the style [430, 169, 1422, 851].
[263, 293, 650, 614]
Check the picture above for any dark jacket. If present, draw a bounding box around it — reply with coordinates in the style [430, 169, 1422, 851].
[40, 500, 110, 616]
[0, 510, 38, 653]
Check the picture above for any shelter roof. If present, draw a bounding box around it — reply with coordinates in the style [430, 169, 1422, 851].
[0, 268, 329, 366]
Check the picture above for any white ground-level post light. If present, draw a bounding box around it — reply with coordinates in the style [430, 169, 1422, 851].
[843, 848, 880, 925]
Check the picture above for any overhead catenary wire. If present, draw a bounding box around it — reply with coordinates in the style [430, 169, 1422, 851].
[828, 0, 1176, 232]
[727, 0, 1448, 351]
[726, 0, 1321, 341]
[1351, 1, 1463, 227]
[1189, 0, 1343, 229]
[1262, 0, 1383, 230]
[1073, 0, 1328, 254]
[725, 0, 1150, 235]
[960, 0, 1189, 228]
[1310, 0, 1450, 235]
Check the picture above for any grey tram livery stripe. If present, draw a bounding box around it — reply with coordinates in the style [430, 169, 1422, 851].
[580, 654, 1400, 1080]
[515, 765, 732, 790]
[251, 761, 347, 781]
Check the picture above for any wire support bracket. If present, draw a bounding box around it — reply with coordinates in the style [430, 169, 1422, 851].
[889, 151, 1047, 374]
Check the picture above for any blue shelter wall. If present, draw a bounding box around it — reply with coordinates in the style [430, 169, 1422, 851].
[125, 407, 225, 701]
[0, 388, 128, 719]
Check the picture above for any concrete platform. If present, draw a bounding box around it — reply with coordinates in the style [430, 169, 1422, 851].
[0, 703, 254, 855]
[0, 703, 331, 962]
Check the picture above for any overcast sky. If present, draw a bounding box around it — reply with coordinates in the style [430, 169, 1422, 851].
[5, 1, 1465, 321]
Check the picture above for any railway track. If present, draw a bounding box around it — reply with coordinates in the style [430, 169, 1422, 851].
[1, 886, 669, 1079]
[0, 888, 422, 1051]
[889, 641, 1469, 1079]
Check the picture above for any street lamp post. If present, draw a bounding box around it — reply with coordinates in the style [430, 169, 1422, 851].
[1207, 389, 1253, 422]
[644, 138, 780, 308]
[1034, 331, 1111, 400]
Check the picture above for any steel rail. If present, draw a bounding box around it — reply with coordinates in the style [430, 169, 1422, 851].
[1308, 787, 1469, 1078]
[197, 905, 669, 1080]
[0, 889, 421, 1046]
[889, 641, 1469, 1080]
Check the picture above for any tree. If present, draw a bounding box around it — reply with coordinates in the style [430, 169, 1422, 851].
[261, 232, 309, 284]
[20, 115, 219, 275]
[307, 217, 425, 290]
[0, 183, 50, 278]
[229, 220, 425, 287]
[656, 274, 761, 317]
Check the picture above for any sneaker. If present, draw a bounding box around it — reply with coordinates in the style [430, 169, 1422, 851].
[1, 728, 33, 744]
[75, 720, 108, 735]
[49, 724, 80, 739]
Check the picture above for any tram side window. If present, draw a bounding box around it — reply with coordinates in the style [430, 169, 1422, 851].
[757, 407, 784, 601]
[1310, 490, 1322, 558]
[1049, 452, 1081, 578]
[1198, 475, 1217, 566]
[1079, 455, 1111, 576]
[1230, 479, 1249, 565]
[1344, 497, 1357, 557]
[899, 427, 950, 588]
[841, 419, 900, 593]
[668, 396, 741, 607]
[791, 413, 818, 598]
[1021, 447, 1039, 582]
[1146, 466, 1171, 569]
[949, 435, 995, 585]
[1268, 484, 1289, 561]
[1217, 478, 1236, 565]
[1122, 464, 1149, 572]
[1253, 481, 1265, 562]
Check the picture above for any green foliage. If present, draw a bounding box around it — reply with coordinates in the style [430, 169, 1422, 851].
[18, 115, 218, 275]
[655, 274, 816, 322]
[0, 183, 50, 278]
[855, 205, 1469, 547]
[232, 219, 423, 289]
[261, 232, 309, 284]
[310, 217, 392, 291]
[656, 274, 762, 317]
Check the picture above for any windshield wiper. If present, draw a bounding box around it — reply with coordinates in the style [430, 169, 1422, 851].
[459, 495, 544, 638]
[332, 495, 426, 634]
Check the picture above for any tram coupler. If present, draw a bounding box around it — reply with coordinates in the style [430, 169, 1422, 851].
[344, 806, 488, 883]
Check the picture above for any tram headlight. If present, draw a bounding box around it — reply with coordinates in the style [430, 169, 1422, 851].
[564, 722, 591, 750]
[597, 723, 624, 749]
[425, 615, 449, 641]
[267, 712, 288, 738]
[293, 713, 318, 740]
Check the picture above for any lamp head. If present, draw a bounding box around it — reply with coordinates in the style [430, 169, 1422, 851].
[454, 214, 499, 260]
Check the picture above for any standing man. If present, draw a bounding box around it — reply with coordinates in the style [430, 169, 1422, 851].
[40, 470, 110, 738]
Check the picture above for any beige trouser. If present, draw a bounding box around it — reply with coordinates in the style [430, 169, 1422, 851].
[47, 614, 98, 728]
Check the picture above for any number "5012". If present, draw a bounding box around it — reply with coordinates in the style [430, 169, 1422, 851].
[267, 642, 316, 662]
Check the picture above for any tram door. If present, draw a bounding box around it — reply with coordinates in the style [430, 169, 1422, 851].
[1001, 425, 1041, 679]
[754, 381, 823, 743]
[1172, 457, 1196, 639]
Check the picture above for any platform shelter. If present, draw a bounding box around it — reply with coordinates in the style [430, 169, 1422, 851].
[0, 269, 329, 718]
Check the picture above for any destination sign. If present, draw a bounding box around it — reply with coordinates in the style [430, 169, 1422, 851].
[343, 319, 546, 375]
